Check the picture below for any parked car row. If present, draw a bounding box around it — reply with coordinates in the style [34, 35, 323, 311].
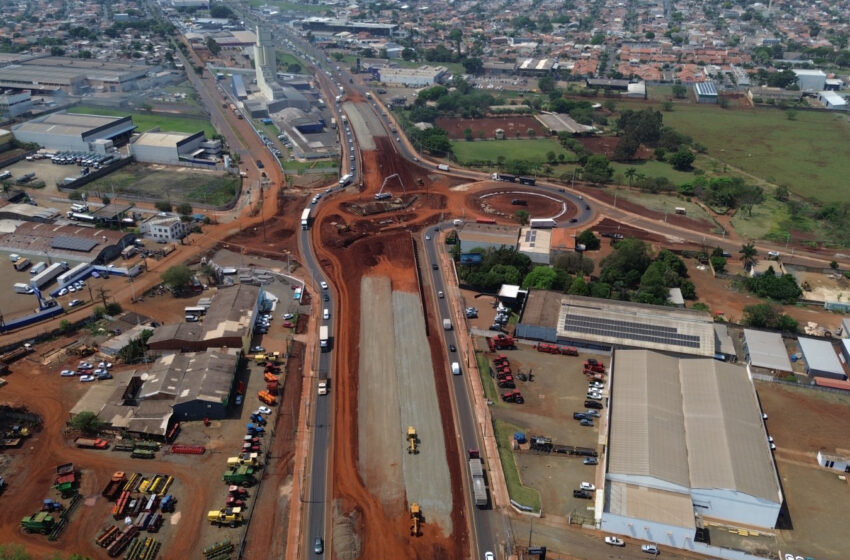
[57, 280, 86, 297]
[61, 361, 112, 381]
[603, 536, 658, 555]
[51, 151, 114, 168]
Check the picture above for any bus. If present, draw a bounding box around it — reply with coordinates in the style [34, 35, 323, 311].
[301, 207, 312, 230]
[184, 306, 207, 317]
[529, 218, 557, 229]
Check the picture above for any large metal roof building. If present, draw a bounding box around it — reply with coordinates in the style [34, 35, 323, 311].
[601, 350, 782, 549]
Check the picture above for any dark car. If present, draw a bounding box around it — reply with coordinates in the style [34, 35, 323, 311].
[585, 400, 603, 409]
[256, 159, 264, 169]
[449, 344, 456, 352]
[323, 294, 329, 302]
[579, 418, 594, 427]
[573, 412, 589, 420]
[432, 263, 438, 270]
[573, 489, 592, 499]
[511, 199, 527, 206]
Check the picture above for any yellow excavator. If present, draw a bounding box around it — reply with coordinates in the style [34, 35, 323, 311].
[407, 426, 418, 454]
[410, 502, 422, 537]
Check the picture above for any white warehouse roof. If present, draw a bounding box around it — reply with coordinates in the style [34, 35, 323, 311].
[743, 329, 792, 372]
[798, 337, 844, 375]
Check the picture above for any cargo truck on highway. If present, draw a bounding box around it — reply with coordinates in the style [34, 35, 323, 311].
[443, 318, 452, 330]
[319, 325, 329, 350]
[468, 454, 489, 507]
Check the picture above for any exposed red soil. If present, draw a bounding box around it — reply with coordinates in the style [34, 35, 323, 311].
[435, 116, 548, 140]
[577, 136, 654, 159]
[472, 186, 577, 220]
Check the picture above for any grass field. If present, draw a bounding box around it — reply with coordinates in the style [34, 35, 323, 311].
[493, 419, 541, 512]
[84, 165, 239, 206]
[451, 138, 574, 165]
[68, 105, 217, 137]
[618, 100, 850, 203]
[276, 52, 307, 71]
[609, 158, 697, 185]
[477, 353, 499, 403]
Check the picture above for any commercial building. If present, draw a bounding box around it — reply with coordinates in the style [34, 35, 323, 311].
[373, 66, 448, 87]
[11, 112, 135, 153]
[517, 58, 558, 74]
[299, 17, 397, 37]
[0, 57, 156, 94]
[797, 337, 847, 380]
[0, 221, 135, 263]
[148, 284, 262, 353]
[456, 223, 520, 253]
[742, 329, 792, 375]
[0, 91, 32, 118]
[516, 293, 716, 357]
[139, 216, 190, 243]
[517, 227, 551, 264]
[793, 69, 827, 92]
[817, 450, 850, 473]
[535, 112, 594, 135]
[818, 91, 848, 111]
[602, 350, 782, 550]
[693, 82, 718, 104]
[129, 131, 221, 165]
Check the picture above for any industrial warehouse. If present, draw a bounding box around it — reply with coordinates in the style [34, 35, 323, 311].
[600, 350, 782, 551]
[11, 111, 135, 153]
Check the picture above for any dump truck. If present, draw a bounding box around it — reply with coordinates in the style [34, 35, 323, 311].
[21, 511, 55, 533]
[102, 472, 126, 501]
[407, 426, 418, 454]
[410, 502, 422, 536]
[75, 437, 109, 449]
[223, 465, 256, 487]
[258, 390, 276, 406]
[468, 457, 488, 507]
[208, 507, 243, 527]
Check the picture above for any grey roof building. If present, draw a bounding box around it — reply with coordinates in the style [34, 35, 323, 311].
[12, 112, 135, 152]
[742, 329, 792, 374]
[457, 223, 520, 254]
[602, 350, 782, 545]
[797, 337, 847, 380]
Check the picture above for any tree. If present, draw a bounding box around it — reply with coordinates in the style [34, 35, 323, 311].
[576, 229, 600, 250]
[176, 202, 193, 215]
[739, 242, 758, 270]
[209, 3, 235, 18]
[462, 57, 483, 75]
[69, 411, 104, 434]
[745, 268, 802, 303]
[204, 36, 221, 56]
[710, 255, 727, 273]
[613, 135, 640, 161]
[785, 109, 797, 121]
[599, 238, 651, 288]
[669, 148, 695, 171]
[59, 319, 71, 334]
[537, 75, 556, 94]
[774, 185, 789, 202]
[402, 47, 417, 61]
[522, 266, 562, 290]
[624, 167, 637, 186]
[582, 155, 613, 184]
[514, 210, 529, 225]
[553, 252, 594, 275]
[568, 275, 590, 296]
[672, 84, 688, 99]
[161, 264, 194, 292]
[155, 200, 172, 213]
[118, 329, 153, 364]
[830, 260, 839, 270]
[742, 303, 798, 332]
[448, 28, 463, 55]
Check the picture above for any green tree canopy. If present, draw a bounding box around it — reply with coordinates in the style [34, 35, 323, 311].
[161, 264, 194, 292]
[582, 155, 613, 183]
[69, 411, 105, 434]
[599, 238, 652, 288]
[576, 230, 600, 250]
[522, 266, 567, 290]
[742, 303, 798, 331]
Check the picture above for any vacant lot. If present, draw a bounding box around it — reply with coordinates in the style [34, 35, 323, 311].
[83, 164, 239, 206]
[483, 342, 607, 516]
[756, 382, 850, 560]
[68, 105, 217, 137]
[618, 101, 850, 203]
[450, 138, 574, 165]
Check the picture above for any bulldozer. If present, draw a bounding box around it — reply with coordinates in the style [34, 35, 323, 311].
[409, 502, 422, 537]
[406, 426, 418, 454]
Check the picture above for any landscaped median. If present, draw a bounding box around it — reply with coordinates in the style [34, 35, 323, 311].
[493, 419, 541, 513]
[476, 352, 499, 403]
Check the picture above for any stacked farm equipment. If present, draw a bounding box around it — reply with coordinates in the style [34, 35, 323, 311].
[514, 432, 598, 457]
[534, 343, 578, 356]
[97, 472, 175, 556]
[204, 540, 235, 560]
[487, 334, 516, 351]
[54, 463, 77, 497]
[20, 463, 83, 540]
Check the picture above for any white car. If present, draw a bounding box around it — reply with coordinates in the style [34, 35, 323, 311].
[580, 482, 595, 491]
[641, 544, 658, 554]
[60, 369, 75, 377]
[605, 536, 625, 547]
[68, 286, 76, 292]
[484, 553, 495, 560]
[98, 361, 112, 369]
[320, 281, 328, 290]
[79, 375, 95, 382]
[257, 406, 272, 415]
[282, 313, 294, 320]
[58, 288, 68, 296]
[79, 362, 93, 369]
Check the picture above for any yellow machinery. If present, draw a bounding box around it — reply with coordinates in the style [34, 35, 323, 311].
[407, 426, 418, 454]
[410, 502, 421, 537]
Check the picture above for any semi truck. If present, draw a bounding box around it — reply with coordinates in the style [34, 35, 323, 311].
[437, 164, 450, 171]
[31, 262, 69, 289]
[518, 176, 536, 186]
[529, 218, 557, 229]
[301, 207, 312, 230]
[339, 173, 352, 187]
[443, 318, 452, 330]
[468, 456, 489, 507]
[29, 261, 46, 275]
[319, 325, 329, 350]
[491, 173, 516, 182]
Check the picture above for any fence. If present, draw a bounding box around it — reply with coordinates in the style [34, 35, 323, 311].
[751, 372, 849, 396]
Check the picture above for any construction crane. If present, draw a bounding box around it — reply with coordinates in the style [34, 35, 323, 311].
[374, 173, 405, 200]
[410, 502, 422, 536]
[407, 426, 418, 454]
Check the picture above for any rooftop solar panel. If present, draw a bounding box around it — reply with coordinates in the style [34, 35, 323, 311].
[51, 235, 98, 252]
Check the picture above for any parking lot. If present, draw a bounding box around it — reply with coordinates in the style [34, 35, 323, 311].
[483, 341, 609, 517]
[1, 157, 81, 195]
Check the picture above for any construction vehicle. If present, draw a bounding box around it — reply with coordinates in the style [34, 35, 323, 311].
[102, 472, 126, 501]
[501, 390, 524, 404]
[258, 390, 276, 406]
[71, 344, 96, 357]
[21, 512, 55, 533]
[208, 507, 243, 527]
[468, 455, 489, 507]
[410, 502, 422, 536]
[529, 436, 554, 452]
[407, 426, 418, 454]
[487, 334, 516, 351]
[254, 352, 282, 364]
[74, 437, 109, 449]
[223, 465, 256, 487]
[0, 343, 33, 364]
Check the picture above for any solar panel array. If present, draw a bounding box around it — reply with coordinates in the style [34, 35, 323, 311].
[524, 229, 537, 247]
[563, 313, 702, 349]
[51, 235, 98, 252]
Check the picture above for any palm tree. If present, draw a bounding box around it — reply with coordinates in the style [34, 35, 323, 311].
[625, 167, 637, 186]
[739, 242, 758, 270]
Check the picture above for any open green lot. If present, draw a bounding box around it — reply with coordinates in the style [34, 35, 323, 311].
[493, 419, 542, 512]
[619, 100, 850, 203]
[68, 105, 217, 137]
[451, 138, 574, 165]
[83, 164, 239, 206]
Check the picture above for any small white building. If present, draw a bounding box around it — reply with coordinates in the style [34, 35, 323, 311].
[817, 450, 849, 473]
[818, 91, 848, 111]
[793, 69, 827, 92]
[139, 216, 190, 243]
[376, 66, 448, 87]
[517, 227, 551, 264]
[130, 131, 220, 165]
